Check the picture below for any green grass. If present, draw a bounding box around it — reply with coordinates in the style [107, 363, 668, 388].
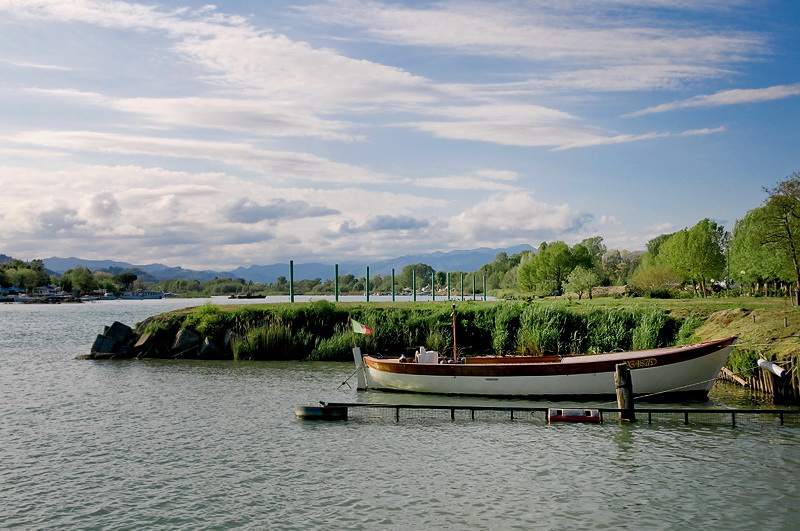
[145, 296, 800, 363]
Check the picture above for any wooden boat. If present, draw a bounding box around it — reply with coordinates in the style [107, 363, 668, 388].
[352, 336, 737, 398]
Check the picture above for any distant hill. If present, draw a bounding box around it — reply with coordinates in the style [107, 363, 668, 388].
[40, 244, 535, 284]
[42, 257, 226, 282]
[0, 254, 14, 265]
[229, 245, 535, 283]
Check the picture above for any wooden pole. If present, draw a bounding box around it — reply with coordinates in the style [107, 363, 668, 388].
[289, 260, 294, 303]
[452, 304, 457, 362]
[615, 363, 636, 422]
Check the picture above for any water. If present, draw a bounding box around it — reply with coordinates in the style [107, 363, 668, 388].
[1, 297, 799, 529]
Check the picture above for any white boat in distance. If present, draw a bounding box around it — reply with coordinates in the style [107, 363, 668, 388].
[352, 336, 737, 398]
[120, 290, 164, 300]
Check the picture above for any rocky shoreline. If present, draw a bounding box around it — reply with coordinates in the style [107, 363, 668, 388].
[85, 320, 233, 360]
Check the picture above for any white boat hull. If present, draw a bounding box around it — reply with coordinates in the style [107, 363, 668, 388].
[353, 338, 736, 398]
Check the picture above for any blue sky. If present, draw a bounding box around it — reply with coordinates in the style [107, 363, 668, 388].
[0, 0, 798, 269]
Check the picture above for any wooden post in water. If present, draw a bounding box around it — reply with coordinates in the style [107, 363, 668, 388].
[334, 264, 339, 302]
[615, 363, 636, 422]
[452, 304, 457, 362]
[366, 266, 370, 302]
[391, 268, 395, 301]
[289, 260, 294, 303]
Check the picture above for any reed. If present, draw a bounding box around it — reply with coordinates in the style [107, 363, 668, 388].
[231, 315, 312, 360]
[309, 324, 353, 361]
[492, 302, 523, 354]
[516, 305, 583, 355]
[424, 324, 451, 352]
[631, 307, 671, 350]
[726, 347, 761, 379]
[584, 308, 635, 353]
[170, 300, 690, 361]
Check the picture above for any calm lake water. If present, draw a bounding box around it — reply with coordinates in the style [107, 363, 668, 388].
[2, 297, 799, 530]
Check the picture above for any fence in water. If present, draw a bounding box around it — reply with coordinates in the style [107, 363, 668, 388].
[318, 402, 800, 428]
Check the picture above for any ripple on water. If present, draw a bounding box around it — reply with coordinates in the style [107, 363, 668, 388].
[1, 301, 800, 529]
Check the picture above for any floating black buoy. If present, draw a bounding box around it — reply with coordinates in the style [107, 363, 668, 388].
[295, 404, 348, 421]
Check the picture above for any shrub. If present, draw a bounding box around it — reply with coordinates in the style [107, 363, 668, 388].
[181, 302, 231, 338]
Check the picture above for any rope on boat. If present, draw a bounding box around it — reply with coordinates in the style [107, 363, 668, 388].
[596, 376, 724, 405]
[633, 377, 723, 401]
[337, 368, 359, 390]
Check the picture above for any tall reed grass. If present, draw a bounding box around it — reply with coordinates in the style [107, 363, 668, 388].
[173, 301, 685, 361]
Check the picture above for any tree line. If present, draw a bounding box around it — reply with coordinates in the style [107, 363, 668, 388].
[4, 171, 800, 300]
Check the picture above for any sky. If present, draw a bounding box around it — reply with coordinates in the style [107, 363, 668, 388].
[0, 0, 798, 270]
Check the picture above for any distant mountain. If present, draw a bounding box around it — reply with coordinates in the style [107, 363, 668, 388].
[42, 257, 228, 282]
[0, 253, 14, 265]
[230, 263, 333, 284]
[366, 245, 535, 275]
[228, 245, 535, 283]
[40, 245, 535, 284]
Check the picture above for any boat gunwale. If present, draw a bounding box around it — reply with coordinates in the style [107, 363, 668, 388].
[362, 336, 737, 378]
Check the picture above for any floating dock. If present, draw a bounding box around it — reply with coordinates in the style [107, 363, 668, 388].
[296, 401, 800, 427]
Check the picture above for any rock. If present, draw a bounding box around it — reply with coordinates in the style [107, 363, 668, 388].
[223, 328, 234, 348]
[91, 334, 117, 355]
[199, 337, 222, 359]
[171, 328, 201, 358]
[105, 321, 133, 344]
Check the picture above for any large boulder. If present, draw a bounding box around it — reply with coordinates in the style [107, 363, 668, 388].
[105, 321, 133, 344]
[90, 321, 136, 359]
[198, 337, 223, 359]
[171, 328, 202, 358]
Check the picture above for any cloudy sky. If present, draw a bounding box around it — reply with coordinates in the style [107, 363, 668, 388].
[1, 0, 798, 269]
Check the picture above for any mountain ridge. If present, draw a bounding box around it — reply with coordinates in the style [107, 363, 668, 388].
[35, 245, 535, 284]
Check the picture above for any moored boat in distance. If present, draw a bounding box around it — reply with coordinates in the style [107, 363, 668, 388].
[352, 336, 738, 398]
[120, 290, 164, 300]
[228, 293, 266, 299]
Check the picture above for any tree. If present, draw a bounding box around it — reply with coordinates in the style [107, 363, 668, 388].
[762, 172, 800, 304]
[113, 272, 138, 291]
[61, 266, 98, 294]
[630, 263, 680, 297]
[518, 241, 575, 294]
[563, 266, 600, 300]
[659, 219, 726, 296]
[578, 236, 606, 269]
[729, 206, 792, 294]
[646, 233, 675, 256]
[399, 263, 435, 289]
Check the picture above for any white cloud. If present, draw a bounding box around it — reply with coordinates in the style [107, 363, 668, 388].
[414, 169, 521, 191]
[300, 0, 762, 80]
[643, 222, 676, 234]
[448, 192, 590, 246]
[626, 83, 800, 117]
[7, 130, 389, 184]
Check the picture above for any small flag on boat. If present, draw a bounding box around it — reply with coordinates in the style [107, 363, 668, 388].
[351, 319, 373, 335]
